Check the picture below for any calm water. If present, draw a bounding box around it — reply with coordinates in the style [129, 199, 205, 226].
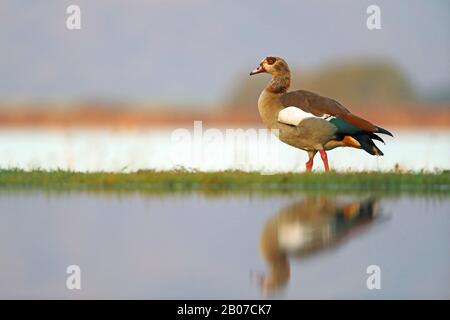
[0, 192, 448, 299]
[0, 127, 448, 172]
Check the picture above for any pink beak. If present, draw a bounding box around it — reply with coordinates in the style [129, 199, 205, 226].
[249, 65, 265, 76]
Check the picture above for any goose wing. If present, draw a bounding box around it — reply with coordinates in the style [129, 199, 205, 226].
[279, 90, 378, 132]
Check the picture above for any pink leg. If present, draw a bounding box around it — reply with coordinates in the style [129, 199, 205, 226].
[305, 151, 316, 172]
[319, 149, 330, 172]
[305, 158, 313, 172]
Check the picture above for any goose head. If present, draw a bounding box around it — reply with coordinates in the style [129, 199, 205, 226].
[249, 56, 290, 77]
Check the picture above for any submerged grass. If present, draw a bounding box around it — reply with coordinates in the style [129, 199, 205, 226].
[0, 169, 449, 195]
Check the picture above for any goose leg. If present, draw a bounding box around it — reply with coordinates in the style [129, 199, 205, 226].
[319, 149, 330, 172]
[305, 150, 317, 172]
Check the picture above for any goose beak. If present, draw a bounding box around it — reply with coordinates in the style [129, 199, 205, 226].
[249, 65, 265, 76]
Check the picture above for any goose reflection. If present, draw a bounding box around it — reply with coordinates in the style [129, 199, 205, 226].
[258, 196, 379, 295]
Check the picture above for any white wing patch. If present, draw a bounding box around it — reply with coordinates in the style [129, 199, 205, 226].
[278, 106, 333, 126]
[278, 106, 313, 126]
[278, 222, 313, 251]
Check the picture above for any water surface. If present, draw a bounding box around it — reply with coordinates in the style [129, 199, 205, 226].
[0, 128, 448, 172]
[0, 192, 448, 299]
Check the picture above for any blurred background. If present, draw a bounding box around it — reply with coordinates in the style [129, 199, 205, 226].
[0, 0, 449, 171]
[1, 1, 449, 300]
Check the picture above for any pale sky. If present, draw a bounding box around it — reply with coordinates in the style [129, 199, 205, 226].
[0, 0, 449, 104]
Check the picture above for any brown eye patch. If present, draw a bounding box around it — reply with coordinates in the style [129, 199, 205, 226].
[266, 57, 276, 65]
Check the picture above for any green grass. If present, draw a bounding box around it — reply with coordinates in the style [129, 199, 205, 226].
[0, 169, 448, 195]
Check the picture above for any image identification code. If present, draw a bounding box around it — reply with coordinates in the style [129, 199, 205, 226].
[177, 304, 272, 318]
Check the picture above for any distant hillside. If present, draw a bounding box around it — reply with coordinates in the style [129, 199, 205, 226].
[227, 59, 418, 113]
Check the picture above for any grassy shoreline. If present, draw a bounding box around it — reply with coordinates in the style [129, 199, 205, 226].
[0, 169, 448, 194]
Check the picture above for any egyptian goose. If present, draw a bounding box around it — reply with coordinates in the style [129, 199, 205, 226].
[258, 197, 378, 294]
[250, 56, 393, 171]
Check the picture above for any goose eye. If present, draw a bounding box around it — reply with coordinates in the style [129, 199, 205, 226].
[266, 57, 276, 65]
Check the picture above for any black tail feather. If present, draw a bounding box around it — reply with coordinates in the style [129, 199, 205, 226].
[376, 126, 393, 137]
[368, 133, 385, 144]
[353, 133, 384, 156]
